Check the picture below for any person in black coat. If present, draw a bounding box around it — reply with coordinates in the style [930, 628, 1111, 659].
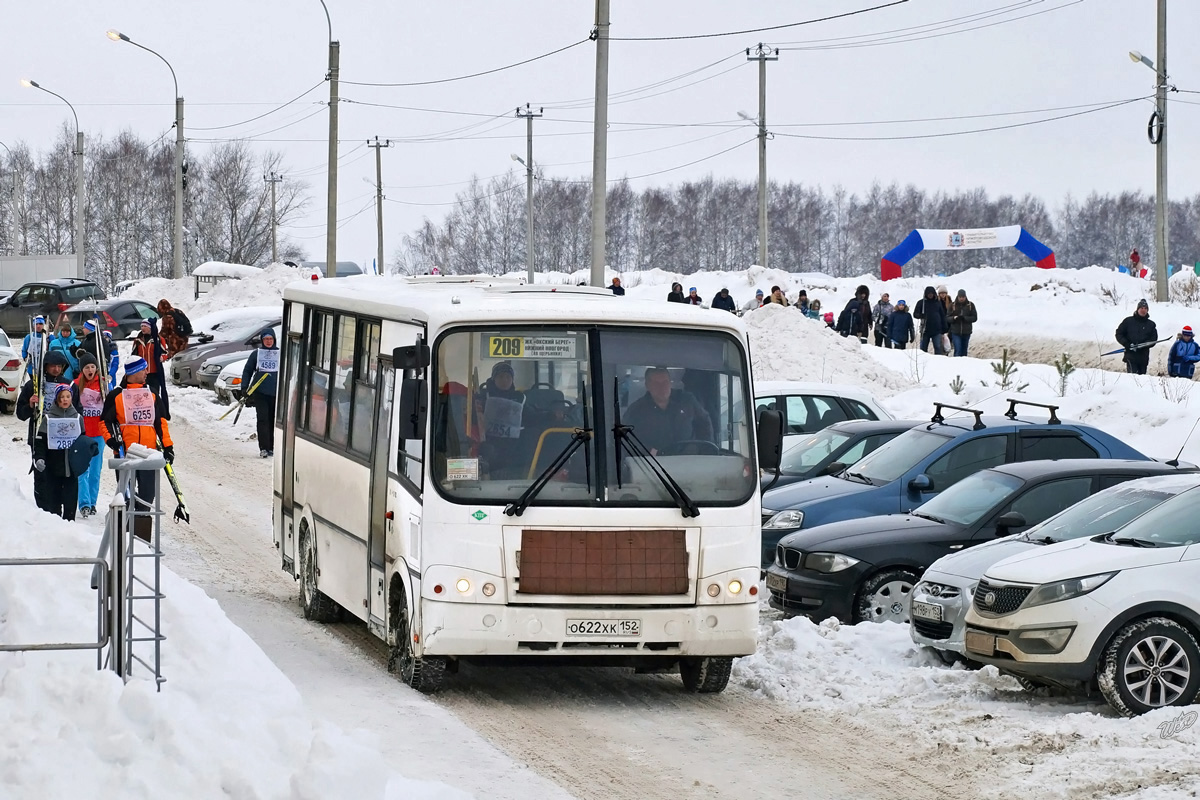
[711, 288, 736, 312]
[836, 285, 872, 341]
[241, 327, 279, 457]
[1115, 299, 1159, 375]
[913, 285, 948, 355]
[608, 277, 625, 296]
[666, 282, 686, 303]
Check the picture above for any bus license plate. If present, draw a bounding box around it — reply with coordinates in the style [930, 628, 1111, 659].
[965, 630, 997, 656]
[566, 619, 641, 637]
[910, 601, 943, 622]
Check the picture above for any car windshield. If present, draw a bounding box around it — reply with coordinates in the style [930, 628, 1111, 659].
[1024, 483, 1176, 542]
[431, 326, 755, 508]
[780, 428, 852, 473]
[845, 428, 951, 484]
[914, 470, 1023, 526]
[1105, 486, 1200, 547]
[0, 330, 10, 349]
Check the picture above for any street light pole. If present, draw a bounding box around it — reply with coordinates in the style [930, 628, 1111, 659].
[589, 0, 611, 288]
[319, 1, 339, 280]
[22, 79, 85, 278]
[515, 104, 542, 284]
[746, 44, 778, 270]
[106, 30, 185, 280]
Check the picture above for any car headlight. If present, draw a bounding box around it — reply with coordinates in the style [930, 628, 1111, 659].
[1024, 572, 1117, 609]
[200, 364, 222, 374]
[764, 510, 804, 530]
[804, 552, 860, 573]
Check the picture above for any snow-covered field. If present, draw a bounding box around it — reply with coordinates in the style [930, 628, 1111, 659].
[6, 263, 1200, 799]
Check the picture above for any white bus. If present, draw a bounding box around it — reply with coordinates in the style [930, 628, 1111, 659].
[271, 276, 782, 693]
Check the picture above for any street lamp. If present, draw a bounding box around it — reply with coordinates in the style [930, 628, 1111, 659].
[21, 78, 85, 278]
[106, 29, 186, 280]
[318, 0, 339, 280]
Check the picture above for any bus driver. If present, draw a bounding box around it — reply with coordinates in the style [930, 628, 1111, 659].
[622, 366, 713, 456]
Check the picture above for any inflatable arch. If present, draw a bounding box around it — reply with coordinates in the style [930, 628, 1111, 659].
[880, 226, 1055, 281]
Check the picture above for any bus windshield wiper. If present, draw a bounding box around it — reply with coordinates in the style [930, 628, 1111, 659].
[612, 378, 699, 518]
[504, 428, 592, 517]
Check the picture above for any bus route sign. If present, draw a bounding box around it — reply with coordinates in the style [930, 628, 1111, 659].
[486, 335, 577, 360]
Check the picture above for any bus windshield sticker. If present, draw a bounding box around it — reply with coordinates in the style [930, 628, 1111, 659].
[484, 396, 523, 439]
[486, 335, 577, 360]
[445, 458, 479, 481]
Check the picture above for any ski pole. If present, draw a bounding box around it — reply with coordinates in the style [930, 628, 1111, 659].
[218, 371, 270, 421]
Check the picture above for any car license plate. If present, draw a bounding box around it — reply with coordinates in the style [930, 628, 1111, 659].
[566, 619, 641, 637]
[965, 630, 997, 655]
[765, 572, 787, 592]
[910, 601, 943, 622]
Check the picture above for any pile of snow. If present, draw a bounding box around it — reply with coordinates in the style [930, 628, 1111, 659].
[191, 261, 263, 279]
[0, 461, 465, 800]
[123, 263, 316, 320]
[735, 616, 1200, 799]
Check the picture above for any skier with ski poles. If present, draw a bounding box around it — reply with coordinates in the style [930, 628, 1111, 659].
[1114, 298, 1160, 375]
[72, 351, 109, 518]
[238, 327, 278, 458]
[21, 315, 47, 378]
[98, 356, 175, 542]
[16, 350, 69, 509]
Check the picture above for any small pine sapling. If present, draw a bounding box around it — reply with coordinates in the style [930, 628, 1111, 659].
[949, 375, 966, 395]
[991, 348, 1020, 390]
[1053, 353, 1076, 397]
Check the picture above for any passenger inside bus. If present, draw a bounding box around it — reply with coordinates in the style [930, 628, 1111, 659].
[622, 366, 713, 456]
[475, 361, 526, 479]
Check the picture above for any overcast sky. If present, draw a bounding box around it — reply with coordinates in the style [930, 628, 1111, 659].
[4, 0, 1198, 269]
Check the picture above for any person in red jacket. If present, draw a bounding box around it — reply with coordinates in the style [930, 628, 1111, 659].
[72, 351, 108, 518]
[99, 357, 174, 541]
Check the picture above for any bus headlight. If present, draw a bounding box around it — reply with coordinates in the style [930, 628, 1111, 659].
[727, 580, 743, 595]
[455, 578, 471, 594]
[482, 582, 496, 597]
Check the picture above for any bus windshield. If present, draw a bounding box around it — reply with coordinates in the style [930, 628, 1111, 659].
[430, 325, 755, 509]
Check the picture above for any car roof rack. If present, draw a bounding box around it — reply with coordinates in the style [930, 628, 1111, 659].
[1004, 398, 1060, 424]
[931, 402, 985, 430]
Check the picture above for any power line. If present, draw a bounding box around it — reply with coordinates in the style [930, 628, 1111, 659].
[384, 182, 522, 207]
[769, 97, 1148, 128]
[189, 106, 327, 143]
[290, 197, 376, 238]
[609, 1, 908, 42]
[537, 138, 755, 185]
[537, 52, 746, 110]
[772, 97, 1146, 141]
[189, 79, 327, 131]
[773, 0, 1037, 46]
[343, 37, 591, 88]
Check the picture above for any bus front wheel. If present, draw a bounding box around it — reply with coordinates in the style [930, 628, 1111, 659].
[299, 523, 340, 622]
[387, 581, 447, 694]
[679, 656, 733, 693]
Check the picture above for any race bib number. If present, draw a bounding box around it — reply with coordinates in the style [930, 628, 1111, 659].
[80, 387, 103, 417]
[47, 417, 81, 450]
[257, 348, 279, 374]
[484, 395, 523, 439]
[43, 383, 67, 411]
[122, 388, 156, 426]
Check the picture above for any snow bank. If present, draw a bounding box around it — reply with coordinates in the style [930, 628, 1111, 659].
[736, 615, 1200, 799]
[191, 261, 263, 279]
[0, 462, 466, 800]
[123, 263, 316, 320]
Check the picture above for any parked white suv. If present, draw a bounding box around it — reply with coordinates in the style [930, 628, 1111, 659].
[962, 483, 1200, 715]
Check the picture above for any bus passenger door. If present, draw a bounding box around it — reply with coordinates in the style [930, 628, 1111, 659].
[367, 360, 395, 637]
[281, 332, 303, 572]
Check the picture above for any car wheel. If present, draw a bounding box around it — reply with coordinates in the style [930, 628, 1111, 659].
[1099, 617, 1200, 716]
[679, 656, 734, 693]
[853, 568, 919, 624]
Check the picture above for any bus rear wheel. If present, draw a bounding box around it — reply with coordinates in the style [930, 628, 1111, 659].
[679, 656, 733, 693]
[387, 581, 447, 694]
[298, 523, 340, 622]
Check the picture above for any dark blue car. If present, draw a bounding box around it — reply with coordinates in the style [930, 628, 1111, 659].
[759, 401, 1149, 568]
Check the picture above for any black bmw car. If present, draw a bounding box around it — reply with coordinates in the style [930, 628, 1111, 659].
[765, 458, 1193, 626]
[761, 419, 919, 492]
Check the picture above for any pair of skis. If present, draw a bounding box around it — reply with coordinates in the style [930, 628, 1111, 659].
[218, 370, 271, 423]
[1099, 336, 1174, 358]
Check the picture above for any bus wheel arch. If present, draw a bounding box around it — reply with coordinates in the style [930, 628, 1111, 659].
[386, 570, 447, 693]
[298, 517, 340, 622]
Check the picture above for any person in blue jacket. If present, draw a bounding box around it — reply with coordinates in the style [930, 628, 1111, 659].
[47, 320, 81, 380]
[241, 327, 279, 457]
[1167, 326, 1200, 378]
[888, 300, 916, 350]
[21, 315, 48, 377]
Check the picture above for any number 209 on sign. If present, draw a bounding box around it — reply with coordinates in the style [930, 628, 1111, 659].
[488, 337, 523, 358]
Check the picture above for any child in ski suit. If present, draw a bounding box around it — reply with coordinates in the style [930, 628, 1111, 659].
[888, 300, 916, 350]
[72, 352, 108, 517]
[33, 384, 83, 521]
[1168, 326, 1200, 379]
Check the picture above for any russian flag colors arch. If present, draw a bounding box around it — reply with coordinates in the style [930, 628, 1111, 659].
[880, 225, 1056, 280]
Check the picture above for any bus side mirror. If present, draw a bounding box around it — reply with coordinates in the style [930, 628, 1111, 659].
[398, 377, 427, 440]
[756, 408, 784, 472]
[393, 343, 430, 370]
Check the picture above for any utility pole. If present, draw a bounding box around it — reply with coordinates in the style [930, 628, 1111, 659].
[516, 104, 542, 284]
[1154, 0, 1168, 301]
[264, 171, 284, 263]
[589, 0, 611, 288]
[367, 137, 392, 276]
[174, 96, 185, 279]
[746, 43, 778, 270]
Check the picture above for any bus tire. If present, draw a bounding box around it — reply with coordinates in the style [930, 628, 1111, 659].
[298, 522, 340, 622]
[387, 579, 447, 694]
[679, 656, 733, 693]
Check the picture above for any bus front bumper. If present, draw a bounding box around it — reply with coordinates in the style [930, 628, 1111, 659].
[419, 600, 757, 658]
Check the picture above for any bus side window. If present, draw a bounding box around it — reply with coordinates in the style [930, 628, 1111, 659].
[305, 311, 333, 437]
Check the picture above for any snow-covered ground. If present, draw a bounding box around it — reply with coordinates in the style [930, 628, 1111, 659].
[6, 263, 1200, 800]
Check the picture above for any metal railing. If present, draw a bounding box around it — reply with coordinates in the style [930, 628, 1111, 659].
[1, 445, 165, 689]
